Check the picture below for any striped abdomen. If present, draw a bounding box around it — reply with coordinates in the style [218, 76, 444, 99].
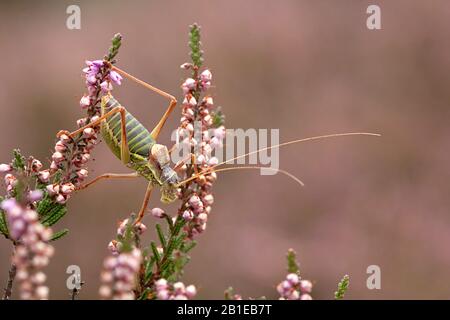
[100, 95, 155, 159]
[100, 95, 163, 185]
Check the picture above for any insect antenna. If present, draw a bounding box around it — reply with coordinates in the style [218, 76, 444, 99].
[176, 132, 380, 187]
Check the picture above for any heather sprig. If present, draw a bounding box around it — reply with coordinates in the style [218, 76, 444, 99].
[1, 178, 54, 300]
[334, 274, 350, 300]
[98, 24, 224, 300]
[0, 34, 123, 299]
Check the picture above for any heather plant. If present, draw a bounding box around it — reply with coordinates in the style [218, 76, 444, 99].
[0, 24, 355, 300]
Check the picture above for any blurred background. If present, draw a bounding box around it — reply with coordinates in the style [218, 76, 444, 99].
[1, 0, 450, 299]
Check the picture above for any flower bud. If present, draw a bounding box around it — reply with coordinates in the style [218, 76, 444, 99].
[0, 163, 12, 173]
[204, 96, 214, 107]
[200, 69, 212, 82]
[61, 183, 75, 195]
[77, 118, 88, 128]
[181, 78, 196, 93]
[300, 280, 313, 293]
[55, 194, 66, 204]
[28, 190, 43, 202]
[180, 63, 192, 70]
[59, 134, 71, 144]
[80, 95, 91, 109]
[185, 285, 197, 299]
[76, 169, 88, 179]
[45, 184, 59, 196]
[150, 208, 165, 218]
[182, 209, 194, 221]
[83, 128, 96, 139]
[54, 141, 67, 153]
[188, 195, 201, 207]
[31, 159, 43, 172]
[52, 152, 65, 163]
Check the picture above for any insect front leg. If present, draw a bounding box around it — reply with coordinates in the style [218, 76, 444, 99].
[57, 105, 130, 164]
[136, 182, 153, 224]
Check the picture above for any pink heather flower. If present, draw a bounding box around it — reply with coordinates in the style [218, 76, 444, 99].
[31, 159, 43, 172]
[55, 194, 67, 204]
[100, 81, 113, 93]
[0, 163, 12, 173]
[99, 248, 142, 300]
[150, 208, 165, 218]
[200, 69, 212, 82]
[1, 198, 17, 212]
[154, 279, 197, 300]
[7, 202, 54, 300]
[182, 210, 194, 221]
[204, 96, 214, 107]
[37, 170, 50, 183]
[277, 273, 313, 300]
[51, 152, 65, 163]
[181, 78, 196, 94]
[5, 174, 17, 187]
[180, 63, 192, 70]
[300, 280, 313, 293]
[185, 285, 197, 299]
[28, 190, 43, 202]
[86, 74, 97, 84]
[76, 169, 88, 179]
[108, 240, 120, 256]
[286, 273, 299, 285]
[197, 213, 208, 224]
[77, 118, 88, 128]
[59, 134, 71, 144]
[83, 128, 96, 139]
[45, 184, 59, 196]
[49, 161, 58, 171]
[109, 70, 123, 85]
[60, 183, 75, 195]
[188, 195, 201, 207]
[79, 153, 90, 164]
[155, 278, 168, 289]
[79, 95, 91, 109]
[54, 141, 66, 153]
[201, 81, 211, 90]
[188, 96, 197, 107]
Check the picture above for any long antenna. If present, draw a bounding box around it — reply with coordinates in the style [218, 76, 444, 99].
[176, 132, 380, 187]
[177, 166, 304, 187]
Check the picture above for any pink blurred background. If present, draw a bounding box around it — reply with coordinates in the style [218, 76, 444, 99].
[1, 0, 450, 299]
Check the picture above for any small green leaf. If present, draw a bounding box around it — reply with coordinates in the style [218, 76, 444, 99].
[144, 257, 156, 284]
[12, 149, 26, 171]
[211, 108, 225, 128]
[36, 195, 54, 217]
[334, 275, 350, 300]
[181, 240, 197, 253]
[49, 229, 69, 242]
[137, 287, 151, 300]
[0, 209, 9, 238]
[42, 205, 67, 227]
[155, 224, 167, 250]
[150, 241, 161, 265]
